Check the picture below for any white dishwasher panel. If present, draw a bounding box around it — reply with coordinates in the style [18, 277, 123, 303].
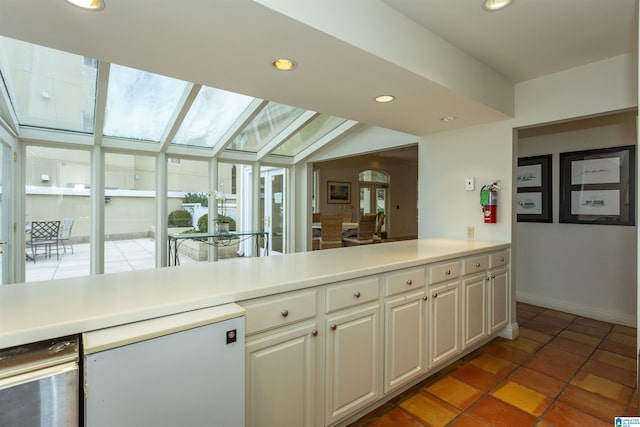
[84, 306, 244, 427]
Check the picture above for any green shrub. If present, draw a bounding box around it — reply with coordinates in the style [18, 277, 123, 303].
[168, 209, 192, 227]
[182, 192, 208, 207]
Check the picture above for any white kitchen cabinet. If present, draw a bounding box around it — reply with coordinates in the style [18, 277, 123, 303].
[324, 276, 381, 426]
[245, 322, 319, 427]
[489, 267, 509, 334]
[239, 289, 320, 427]
[461, 273, 488, 349]
[429, 281, 460, 367]
[382, 266, 427, 394]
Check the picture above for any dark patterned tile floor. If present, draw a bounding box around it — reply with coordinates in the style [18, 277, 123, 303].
[350, 302, 637, 427]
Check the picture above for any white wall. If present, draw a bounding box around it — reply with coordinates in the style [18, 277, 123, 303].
[419, 53, 638, 326]
[517, 112, 637, 326]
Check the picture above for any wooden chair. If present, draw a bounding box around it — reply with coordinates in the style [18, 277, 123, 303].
[374, 213, 385, 243]
[320, 214, 343, 249]
[343, 214, 376, 246]
[312, 212, 321, 223]
[58, 218, 75, 254]
[26, 220, 61, 263]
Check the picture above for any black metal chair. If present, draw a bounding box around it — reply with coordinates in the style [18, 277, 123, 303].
[26, 220, 61, 263]
[58, 218, 75, 255]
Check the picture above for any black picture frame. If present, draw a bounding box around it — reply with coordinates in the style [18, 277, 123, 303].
[559, 145, 635, 226]
[517, 154, 552, 223]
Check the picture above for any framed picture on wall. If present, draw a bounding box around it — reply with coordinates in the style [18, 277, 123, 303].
[559, 145, 635, 225]
[517, 154, 552, 223]
[327, 181, 351, 204]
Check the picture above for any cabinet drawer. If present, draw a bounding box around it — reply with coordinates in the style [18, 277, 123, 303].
[384, 267, 426, 297]
[239, 289, 317, 335]
[489, 251, 509, 268]
[326, 276, 380, 313]
[428, 261, 460, 285]
[462, 255, 489, 276]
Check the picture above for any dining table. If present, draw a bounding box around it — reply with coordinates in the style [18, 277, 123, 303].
[311, 222, 359, 238]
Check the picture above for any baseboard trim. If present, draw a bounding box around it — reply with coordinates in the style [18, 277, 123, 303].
[517, 292, 636, 327]
[498, 322, 519, 340]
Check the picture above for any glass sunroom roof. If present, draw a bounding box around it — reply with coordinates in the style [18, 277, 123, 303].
[0, 35, 356, 162]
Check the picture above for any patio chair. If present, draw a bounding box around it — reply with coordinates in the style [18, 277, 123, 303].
[58, 218, 75, 254]
[26, 220, 61, 263]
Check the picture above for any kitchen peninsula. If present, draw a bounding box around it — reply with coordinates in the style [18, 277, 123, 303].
[0, 238, 513, 426]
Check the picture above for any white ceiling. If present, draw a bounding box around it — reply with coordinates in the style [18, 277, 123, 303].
[0, 0, 636, 137]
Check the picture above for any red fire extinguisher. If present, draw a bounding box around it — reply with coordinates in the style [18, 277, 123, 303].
[480, 181, 500, 223]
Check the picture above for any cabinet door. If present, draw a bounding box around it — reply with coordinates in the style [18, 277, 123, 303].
[325, 304, 381, 425]
[246, 323, 318, 427]
[462, 274, 488, 349]
[429, 281, 460, 367]
[384, 291, 426, 394]
[489, 268, 509, 333]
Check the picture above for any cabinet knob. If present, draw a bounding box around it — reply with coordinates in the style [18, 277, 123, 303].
[475, 262, 481, 268]
[281, 309, 289, 317]
[500, 257, 505, 262]
[491, 273, 496, 279]
[406, 279, 413, 285]
[330, 324, 337, 331]
[353, 291, 361, 298]
[487, 277, 491, 281]
[433, 292, 438, 298]
[311, 329, 318, 337]
[445, 270, 451, 275]
[423, 295, 428, 301]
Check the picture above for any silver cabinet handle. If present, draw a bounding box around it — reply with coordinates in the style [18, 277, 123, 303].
[475, 262, 481, 268]
[491, 273, 496, 279]
[281, 309, 289, 317]
[500, 257, 505, 262]
[406, 279, 413, 285]
[423, 295, 428, 301]
[330, 324, 337, 331]
[311, 329, 318, 336]
[433, 293, 438, 298]
[445, 270, 451, 275]
[353, 291, 361, 298]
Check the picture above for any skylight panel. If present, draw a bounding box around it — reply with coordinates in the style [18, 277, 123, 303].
[228, 102, 305, 153]
[273, 114, 347, 156]
[172, 85, 254, 148]
[0, 36, 97, 133]
[103, 64, 189, 142]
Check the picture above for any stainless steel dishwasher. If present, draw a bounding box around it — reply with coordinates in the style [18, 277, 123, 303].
[0, 335, 80, 427]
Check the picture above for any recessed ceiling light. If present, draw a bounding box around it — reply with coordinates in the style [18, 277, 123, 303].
[440, 116, 457, 122]
[374, 95, 395, 103]
[65, 0, 105, 10]
[272, 58, 297, 71]
[482, 0, 514, 11]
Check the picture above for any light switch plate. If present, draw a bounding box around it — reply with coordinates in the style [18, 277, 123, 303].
[465, 177, 475, 191]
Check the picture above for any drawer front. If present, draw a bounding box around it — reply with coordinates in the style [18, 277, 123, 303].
[384, 267, 426, 297]
[428, 261, 460, 285]
[462, 255, 489, 276]
[326, 276, 380, 313]
[489, 251, 509, 268]
[239, 289, 317, 335]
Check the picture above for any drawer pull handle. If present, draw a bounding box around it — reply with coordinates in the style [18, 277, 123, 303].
[330, 324, 337, 331]
[281, 309, 289, 317]
[475, 262, 481, 268]
[492, 273, 496, 279]
[500, 257, 505, 262]
[311, 329, 318, 337]
[445, 270, 451, 275]
[423, 295, 428, 301]
[406, 279, 413, 285]
[433, 293, 438, 298]
[354, 291, 361, 298]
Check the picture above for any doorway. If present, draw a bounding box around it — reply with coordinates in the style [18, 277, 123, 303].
[260, 167, 285, 254]
[0, 142, 10, 284]
[359, 170, 389, 233]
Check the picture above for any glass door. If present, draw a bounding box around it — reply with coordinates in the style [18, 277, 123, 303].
[260, 168, 285, 254]
[0, 142, 10, 284]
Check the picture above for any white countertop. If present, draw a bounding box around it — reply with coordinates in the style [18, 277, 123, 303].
[0, 239, 509, 349]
